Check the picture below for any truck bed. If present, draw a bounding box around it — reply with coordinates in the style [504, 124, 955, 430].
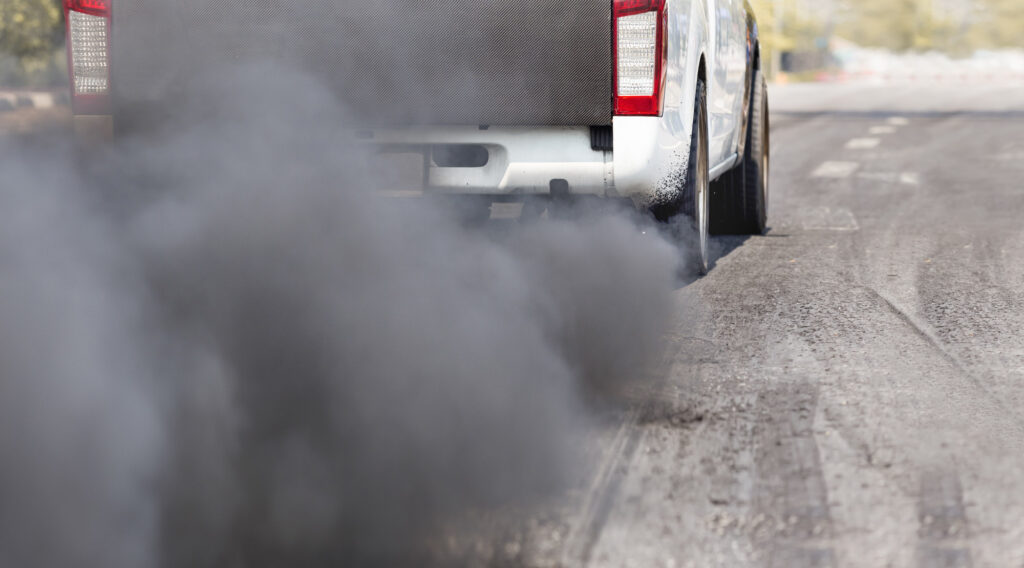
[111, 0, 612, 126]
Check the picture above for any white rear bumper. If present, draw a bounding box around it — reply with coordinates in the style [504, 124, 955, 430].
[360, 116, 684, 205]
[79, 114, 687, 204]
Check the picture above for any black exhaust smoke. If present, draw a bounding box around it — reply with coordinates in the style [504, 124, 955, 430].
[1, 3, 683, 566]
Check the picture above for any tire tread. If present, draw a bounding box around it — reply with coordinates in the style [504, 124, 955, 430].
[710, 70, 769, 235]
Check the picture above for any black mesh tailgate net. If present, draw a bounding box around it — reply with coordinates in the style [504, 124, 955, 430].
[112, 0, 612, 126]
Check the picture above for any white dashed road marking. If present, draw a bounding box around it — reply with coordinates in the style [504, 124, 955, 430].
[888, 117, 910, 126]
[856, 171, 922, 186]
[846, 138, 881, 149]
[993, 151, 1024, 162]
[870, 126, 897, 135]
[811, 161, 860, 179]
[899, 172, 922, 186]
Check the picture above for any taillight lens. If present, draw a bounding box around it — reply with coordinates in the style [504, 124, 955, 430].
[614, 0, 666, 116]
[65, 0, 109, 17]
[64, 0, 111, 114]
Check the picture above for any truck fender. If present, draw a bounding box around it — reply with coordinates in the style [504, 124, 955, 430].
[675, 0, 710, 166]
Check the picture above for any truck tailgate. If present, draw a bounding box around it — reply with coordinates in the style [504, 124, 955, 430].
[112, 0, 612, 126]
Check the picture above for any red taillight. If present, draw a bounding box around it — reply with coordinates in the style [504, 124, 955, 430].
[65, 0, 109, 17]
[64, 0, 111, 114]
[614, 0, 661, 16]
[613, 0, 667, 116]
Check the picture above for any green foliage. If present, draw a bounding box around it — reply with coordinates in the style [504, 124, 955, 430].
[832, 0, 973, 53]
[0, 0, 64, 87]
[969, 0, 1024, 48]
[0, 0, 63, 59]
[750, 0, 836, 77]
[752, 0, 1024, 60]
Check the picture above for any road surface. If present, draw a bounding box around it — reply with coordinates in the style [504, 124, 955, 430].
[442, 82, 1024, 568]
[5, 82, 1024, 568]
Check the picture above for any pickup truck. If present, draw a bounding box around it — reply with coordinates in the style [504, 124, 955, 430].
[62, 0, 769, 273]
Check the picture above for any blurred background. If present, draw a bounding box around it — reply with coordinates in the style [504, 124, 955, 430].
[750, 0, 1024, 82]
[0, 0, 1022, 94]
[0, 0, 64, 90]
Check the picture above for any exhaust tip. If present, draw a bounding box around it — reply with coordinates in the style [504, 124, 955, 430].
[550, 179, 570, 198]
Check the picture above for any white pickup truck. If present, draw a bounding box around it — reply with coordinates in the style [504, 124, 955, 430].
[63, 0, 768, 272]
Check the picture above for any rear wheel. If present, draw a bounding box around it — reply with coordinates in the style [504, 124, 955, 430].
[710, 69, 769, 235]
[651, 80, 710, 275]
[689, 88, 711, 274]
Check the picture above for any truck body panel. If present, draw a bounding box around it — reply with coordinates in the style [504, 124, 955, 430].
[111, 0, 613, 126]
[69, 0, 762, 208]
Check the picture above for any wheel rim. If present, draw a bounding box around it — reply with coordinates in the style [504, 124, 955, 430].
[697, 128, 709, 272]
[762, 96, 770, 222]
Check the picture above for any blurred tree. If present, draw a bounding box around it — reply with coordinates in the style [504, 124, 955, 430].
[834, 0, 960, 52]
[0, 0, 64, 86]
[750, 0, 1024, 77]
[969, 0, 1024, 48]
[0, 0, 63, 59]
[751, 0, 833, 77]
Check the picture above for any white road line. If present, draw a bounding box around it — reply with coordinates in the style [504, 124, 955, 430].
[856, 171, 922, 186]
[993, 151, 1024, 161]
[899, 172, 922, 186]
[856, 172, 894, 183]
[888, 117, 910, 126]
[811, 161, 860, 179]
[846, 138, 881, 150]
[870, 126, 897, 135]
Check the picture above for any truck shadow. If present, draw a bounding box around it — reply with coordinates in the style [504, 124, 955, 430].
[710, 235, 751, 268]
[675, 235, 752, 288]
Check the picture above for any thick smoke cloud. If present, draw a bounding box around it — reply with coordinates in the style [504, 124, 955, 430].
[0, 139, 163, 568]
[0, 9, 682, 568]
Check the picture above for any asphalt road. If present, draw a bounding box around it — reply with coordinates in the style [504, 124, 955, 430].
[442, 82, 1024, 568]
[5, 82, 1024, 567]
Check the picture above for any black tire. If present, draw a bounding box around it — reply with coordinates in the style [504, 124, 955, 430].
[651, 80, 710, 275]
[710, 69, 769, 235]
